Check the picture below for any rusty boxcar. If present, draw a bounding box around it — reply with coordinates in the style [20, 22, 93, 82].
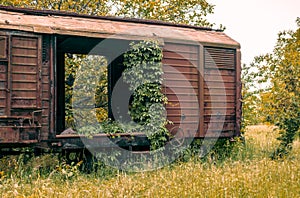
[0, 6, 241, 154]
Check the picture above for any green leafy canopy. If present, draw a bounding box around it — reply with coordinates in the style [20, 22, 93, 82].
[0, 0, 216, 27]
[243, 18, 300, 158]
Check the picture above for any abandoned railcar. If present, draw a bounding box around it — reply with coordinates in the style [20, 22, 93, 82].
[0, 6, 241, 151]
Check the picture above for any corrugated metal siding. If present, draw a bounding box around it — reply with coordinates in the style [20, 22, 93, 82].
[162, 43, 199, 136]
[204, 47, 236, 136]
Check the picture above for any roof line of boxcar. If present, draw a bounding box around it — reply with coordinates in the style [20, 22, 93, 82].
[0, 5, 221, 32]
[0, 5, 240, 48]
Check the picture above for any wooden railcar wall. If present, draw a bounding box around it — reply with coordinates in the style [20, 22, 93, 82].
[162, 42, 200, 137]
[40, 35, 53, 140]
[163, 43, 238, 138]
[0, 32, 52, 143]
[204, 47, 237, 137]
[10, 35, 41, 114]
[0, 36, 8, 116]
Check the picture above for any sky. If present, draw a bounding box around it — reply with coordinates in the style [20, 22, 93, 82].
[207, 0, 300, 65]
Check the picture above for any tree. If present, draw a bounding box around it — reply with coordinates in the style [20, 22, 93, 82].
[0, 0, 215, 27]
[65, 54, 108, 128]
[112, 0, 214, 27]
[0, 0, 111, 15]
[246, 18, 300, 158]
[241, 64, 260, 127]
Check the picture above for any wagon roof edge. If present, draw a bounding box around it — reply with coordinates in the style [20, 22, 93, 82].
[0, 5, 240, 48]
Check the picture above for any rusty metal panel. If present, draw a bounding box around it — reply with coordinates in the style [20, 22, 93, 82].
[163, 43, 199, 137]
[204, 47, 237, 137]
[0, 128, 19, 143]
[0, 116, 41, 143]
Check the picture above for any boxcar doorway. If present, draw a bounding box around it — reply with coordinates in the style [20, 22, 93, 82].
[54, 36, 130, 134]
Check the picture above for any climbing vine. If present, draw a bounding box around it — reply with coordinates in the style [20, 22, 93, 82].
[122, 40, 170, 150]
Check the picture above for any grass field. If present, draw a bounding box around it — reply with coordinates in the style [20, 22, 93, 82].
[0, 125, 300, 198]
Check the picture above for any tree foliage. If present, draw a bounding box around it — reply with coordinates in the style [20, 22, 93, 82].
[67, 55, 108, 129]
[244, 18, 300, 158]
[0, 0, 110, 15]
[113, 0, 214, 27]
[241, 64, 260, 127]
[0, 0, 215, 27]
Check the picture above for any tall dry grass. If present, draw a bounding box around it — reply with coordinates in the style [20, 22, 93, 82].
[0, 125, 300, 198]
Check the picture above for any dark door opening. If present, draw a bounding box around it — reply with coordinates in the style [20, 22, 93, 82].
[55, 35, 130, 134]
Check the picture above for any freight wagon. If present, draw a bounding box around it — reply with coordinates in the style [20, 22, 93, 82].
[0, 6, 241, 159]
